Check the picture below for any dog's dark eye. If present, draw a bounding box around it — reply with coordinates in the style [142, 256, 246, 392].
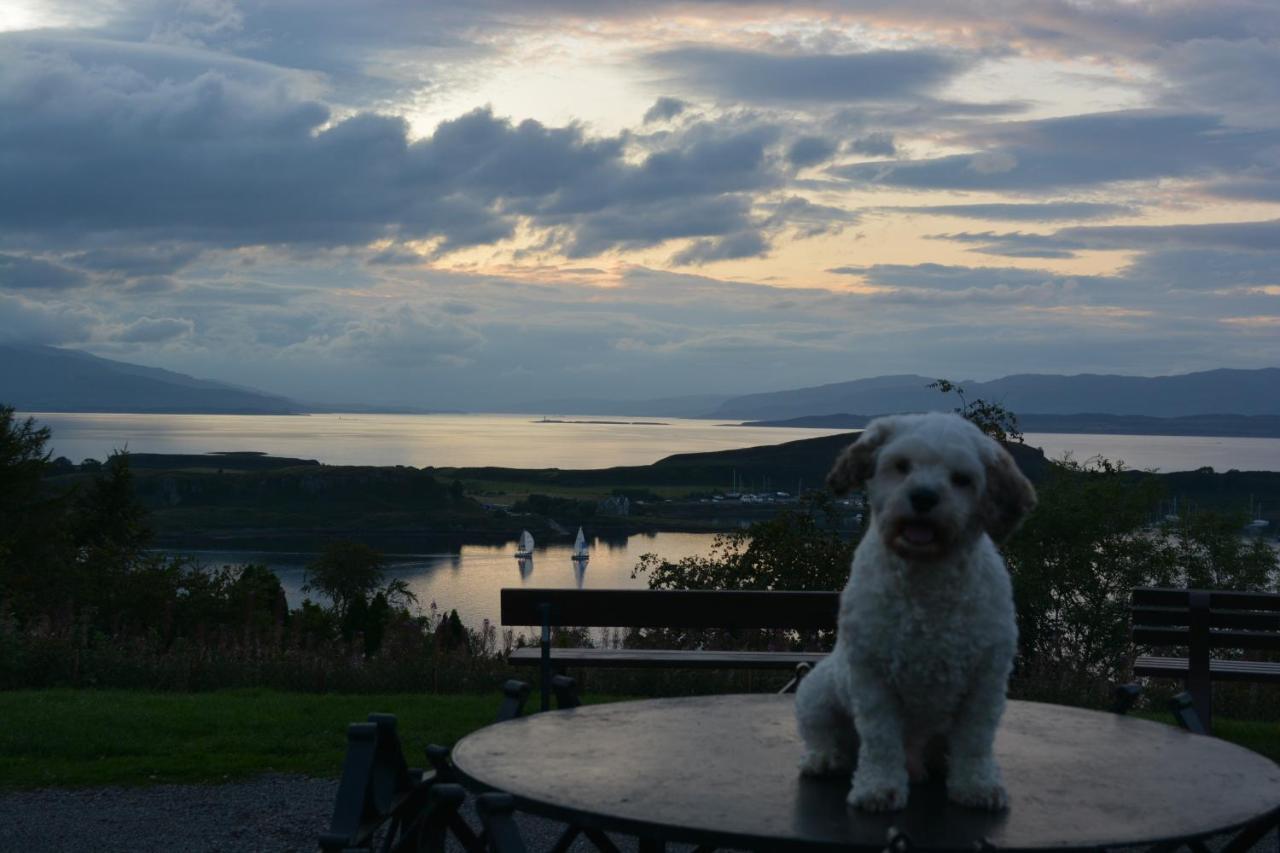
[895, 459, 911, 475]
[951, 472, 973, 488]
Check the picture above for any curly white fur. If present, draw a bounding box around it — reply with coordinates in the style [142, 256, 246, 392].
[795, 412, 1036, 812]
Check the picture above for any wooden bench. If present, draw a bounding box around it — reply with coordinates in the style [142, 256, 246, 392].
[501, 588, 838, 710]
[1131, 586, 1280, 732]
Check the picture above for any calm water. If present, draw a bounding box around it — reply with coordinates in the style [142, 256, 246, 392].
[25, 411, 1280, 472]
[29, 412, 846, 469]
[1023, 433, 1280, 473]
[52, 410, 1273, 628]
[180, 531, 718, 629]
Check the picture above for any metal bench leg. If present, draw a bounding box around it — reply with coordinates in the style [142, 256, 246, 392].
[547, 824, 581, 853]
[1168, 692, 1207, 735]
[476, 793, 529, 853]
[552, 674, 581, 709]
[582, 827, 622, 853]
[417, 783, 466, 852]
[497, 680, 532, 722]
[424, 745, 486, 852]
[320, 722, 380, 852]
[539, 602, 553, 712]
[1187, 590, 1213, 732]
[1110, 683, 1142, 715]
[779, 662, 812, 694]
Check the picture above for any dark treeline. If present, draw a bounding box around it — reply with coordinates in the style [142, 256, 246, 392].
[0, 406, 508, 692]
[632, 396, 1279, 717]
[2, 402, 1277, 716]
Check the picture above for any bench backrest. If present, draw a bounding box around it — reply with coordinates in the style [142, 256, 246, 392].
[501, 588, 840, 630]
[1131, 587, 1280, 651]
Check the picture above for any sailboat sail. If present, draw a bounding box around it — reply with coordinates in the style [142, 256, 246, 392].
[515, 530, 535, 557]
[571, 527, 589, 560]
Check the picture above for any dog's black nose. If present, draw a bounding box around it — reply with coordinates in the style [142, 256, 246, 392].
[909, 488, 940, 513]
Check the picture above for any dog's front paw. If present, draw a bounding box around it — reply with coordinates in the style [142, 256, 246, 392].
[800, 749, 852, 777]
[848, 767, 909, 812]
[948, 778, 1009, 811]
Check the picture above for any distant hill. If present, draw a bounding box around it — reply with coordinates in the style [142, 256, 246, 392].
[740, 412, 1280, 438]
[707, 369, 1280, 420]
[0, 344, 301, 414]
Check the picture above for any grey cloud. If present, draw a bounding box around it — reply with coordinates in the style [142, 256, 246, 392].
[829, 262, 1102, 293]
[327, 306, 484, 368]
[0, 44, 786, 260]
[671, 231, 769, 266]
[937, 219, 1280, 258]
[650, 46, 971, 104]
[787, 136, 837, 167]
[441, 300, 477, 316]
[835, 111, 1280, 190]
[0, 254, 89, 291]
[0, 293, 95, 344]
[1123, 250, 1280, 290]
[897, 202, 1134, 222]
[69, 245, 202, 277]
[1156, 38, 1280, 126]
[849, 132, 896, 156]
[122, 276, 181, 294]
[759, 196, 858, 239]
[566, 196, 755, 257]
[644, 97, 688, 123]
[113, 316, 195, 343]
[1204, 180, 1280, 203]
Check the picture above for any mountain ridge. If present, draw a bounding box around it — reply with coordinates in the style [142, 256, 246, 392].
[0, 344, 301, 414]
[706, 368, 1280, 420]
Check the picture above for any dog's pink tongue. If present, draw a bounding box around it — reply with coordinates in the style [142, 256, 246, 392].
[902, 523, 936, 544]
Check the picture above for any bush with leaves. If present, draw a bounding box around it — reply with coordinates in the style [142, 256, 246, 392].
[301, 540, 417, 652]
[629, 496, 857, 651]
[1003, 455, 1277, 705]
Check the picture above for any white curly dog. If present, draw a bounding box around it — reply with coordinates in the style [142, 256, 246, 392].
[795, 412, 1036, 813]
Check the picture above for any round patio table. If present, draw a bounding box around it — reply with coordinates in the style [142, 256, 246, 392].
[451, 694, 1280, 852]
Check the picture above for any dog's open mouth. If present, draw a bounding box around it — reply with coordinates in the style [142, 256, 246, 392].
[891, 520, 946, 558]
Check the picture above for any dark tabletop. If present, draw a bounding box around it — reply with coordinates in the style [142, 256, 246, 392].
[451, 694, 1280, 852]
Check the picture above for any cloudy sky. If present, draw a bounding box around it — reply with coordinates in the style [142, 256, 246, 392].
[2, 1, 1278, 408]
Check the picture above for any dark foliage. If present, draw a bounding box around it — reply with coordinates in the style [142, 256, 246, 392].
[510, 492, 596, 519]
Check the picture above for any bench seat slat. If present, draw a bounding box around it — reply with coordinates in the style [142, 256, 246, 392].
[509, 647, 827, 669]
[1131, 626, 1280, 651]
[1134, 655, 1280, 683]
[1132, 587, 1280, 612]
[501, 588, 839, 630]
[1131, 606, 1280, 631]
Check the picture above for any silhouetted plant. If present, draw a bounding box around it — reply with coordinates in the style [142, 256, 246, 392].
[929, 378, 1023, 443]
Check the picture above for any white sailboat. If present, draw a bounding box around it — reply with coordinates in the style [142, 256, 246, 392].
[571, 527, 589, 562]
[514, 529, 535, 558]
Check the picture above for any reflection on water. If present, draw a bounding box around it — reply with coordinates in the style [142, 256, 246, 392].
[30, 412, 846, 469]
[1023, 432, 1280, 473]
[25, 411, 1280, 473]
[174, 530, 719, 629]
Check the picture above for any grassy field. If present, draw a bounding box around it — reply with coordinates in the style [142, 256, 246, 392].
[0, 689, 506, 788]
[0, 690, 1274, 789]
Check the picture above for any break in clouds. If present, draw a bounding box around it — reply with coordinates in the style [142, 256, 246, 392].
[1, 1, 1278, 407]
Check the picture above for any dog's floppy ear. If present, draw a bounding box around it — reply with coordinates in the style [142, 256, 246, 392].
[981, 443, 1037, 542]
[827, 417, 897, 495]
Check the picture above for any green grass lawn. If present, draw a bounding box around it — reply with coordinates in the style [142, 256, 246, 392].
[1134, 712, 1280, 763]
[0, 689, 506, 788]
[0, 690, 1274, 789]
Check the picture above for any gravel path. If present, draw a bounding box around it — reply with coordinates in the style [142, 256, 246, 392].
[0, 775, 1273, 852]
[0, 775, 674, 852]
